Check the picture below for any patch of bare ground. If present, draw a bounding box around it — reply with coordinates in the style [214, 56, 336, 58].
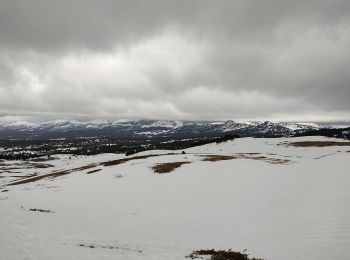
[0, 162, 53, 171]
[29, 208, 54, 213]
[3, 154, 168, 186]
[86, 169, 102, 174]
[20, 206, 54, 213]
[8, 173, 39, 178]
[0, 170, 21, 173]
[30, 157, 57, 162]
[100, 154, 163, 166]
[30, 163, 54, 168]
[6, 163, 97, 186]
[202, 155, 236, 162]
[186, 249, 264, 260]
[78, 243, 142, 253]
[289, 141, 350, 147]
[152, 161, 191, 174]
[201, 154, 290, 164]
[7, 170, 71, 186]
[3, 153, 179, 186]
[238, 155, 290, 164]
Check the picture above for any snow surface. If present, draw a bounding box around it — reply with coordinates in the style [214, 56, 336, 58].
[0, 136, 349, 260]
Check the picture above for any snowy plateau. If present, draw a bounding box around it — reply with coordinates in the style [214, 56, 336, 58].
[0, 136, 350, 260]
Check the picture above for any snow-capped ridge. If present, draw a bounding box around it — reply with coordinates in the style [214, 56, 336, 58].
[0, 119, 322, 139]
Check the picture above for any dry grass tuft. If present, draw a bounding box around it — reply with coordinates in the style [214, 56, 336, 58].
[152, 161, 191, 174]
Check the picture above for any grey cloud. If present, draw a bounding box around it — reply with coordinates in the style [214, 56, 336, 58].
[1, 0, 349, 52]
[0, 0, 350, 121]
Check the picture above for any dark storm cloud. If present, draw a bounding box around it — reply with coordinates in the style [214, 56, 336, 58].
[0, 0, 349, 121]
[1, 0, 349, 51]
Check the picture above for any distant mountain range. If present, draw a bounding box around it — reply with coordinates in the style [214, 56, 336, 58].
[0, 120, 324, 140]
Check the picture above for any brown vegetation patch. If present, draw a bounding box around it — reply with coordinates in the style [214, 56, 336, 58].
[20, 206, 54, 213]
[7, 170, 72, 186]
[0, 167, 26, 171]
[75, 164, 97, 171]
[289, 141, 350, 147]
[30, 163, 54, 169]
[201, 154, 290, 164]
[186, 249, 264, 260]
[202, 155, 236, 162]
[3, 153, 179, 186]
[30, 157, 57, 162]
[5, 154, 161, 186]
[9, 173, 38, 178]
[78, 243, 142, 253]
[6, 163, 97, 186]
[100, 154, 163, 167]
[152, 161, 191, 174]
[0, 170, 21, 174]
[238, 155, 290, 164]
[86, 169, 102, 174]
[0, 162, 53, 171]
[29, 208, 54, 213]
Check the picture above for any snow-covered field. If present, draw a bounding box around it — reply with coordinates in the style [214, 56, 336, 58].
[0, 136, 349, 260]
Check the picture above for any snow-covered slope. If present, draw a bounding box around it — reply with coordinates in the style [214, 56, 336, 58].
[0, 136, 349, 260]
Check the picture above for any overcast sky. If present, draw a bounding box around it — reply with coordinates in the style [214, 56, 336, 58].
[0, 0, 350, 122]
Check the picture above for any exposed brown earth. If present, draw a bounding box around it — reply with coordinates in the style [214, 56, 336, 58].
[20, 206, 54, 213]
[7, 170, 71, 186]
[4, 154, 169, 186]
[201, 154, 290, 164]
[100, 154, 163, 166]
[288, 141, 350, 147]
[6, 164, 97, 186]
[152, 161, 191, 174]
[78, 243, 142, 253]
[30, 157, 57, 162]
[86, 169, 102, 174]
[238, 155, 290, 164]
[3, 151, 290, 187]
[0, 162, 53, 171]
[186, 249, 264, 260]
[29, 208, 54, 213]
[31, 163, 54, 168]
[202, 155, 236, 161]
[8, 173, 38, 178]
